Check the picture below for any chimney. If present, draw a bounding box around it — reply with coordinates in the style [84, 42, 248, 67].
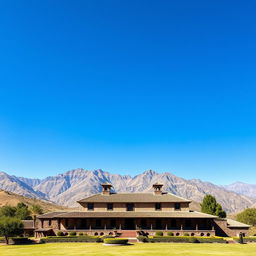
[101, 183, 112, 195]
[153, 183, 163, 195]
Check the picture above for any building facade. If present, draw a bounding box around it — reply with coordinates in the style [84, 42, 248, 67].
[35, 183, 250, 238]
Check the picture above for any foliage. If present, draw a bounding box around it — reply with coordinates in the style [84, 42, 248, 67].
[69, 231, 77, 236]
[167, 232, 174, 236]
[233, 237, 256, 243]
[155, 231, 163, 236]
[41, 236, 103, 243]
[15, 203, 32, 220]
[0, 203, 32, 220]
[104, 238, 128, 244]
[183, 233, 190, 236]
[11, 237, 33, 245]
[0, 217, 24, 244]
[236, 208, 256, 226]
[57, 231, 64, 236]
[201, 195, 226, 218]
[141, 236, 226, 243]
[0, 206, 16, 218]
[29, 204, 43, 219]
[215, 203, 227, 218]
[138, 236, 149, 242]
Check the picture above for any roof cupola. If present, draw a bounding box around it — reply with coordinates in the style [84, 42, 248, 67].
[153, 183, 163, 195]
[101, 183, 112, 195]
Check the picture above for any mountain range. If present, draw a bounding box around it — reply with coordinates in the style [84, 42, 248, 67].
[0, 169, 255, 213]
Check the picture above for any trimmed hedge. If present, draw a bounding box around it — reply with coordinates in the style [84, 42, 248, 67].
[41, 236, 103, 243]
[69, 231, 77, 236]
[233, 237, 256, 243]
[138, 236, 226, 243]
[104, 238, 128, 245]
[11, 238, 34, 245]
[155, 231, 163, 236]
[56, 231, 65, 236]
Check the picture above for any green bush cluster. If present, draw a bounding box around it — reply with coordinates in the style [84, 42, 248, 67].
[167, 232, 174, 236]
[104, 238, 128, 245]
[41, 236, 103, 243]
[69, 231, 77, 236]
[56, 231, 65, 236]
[138, 236, 226, 243]
[155, 231, 163, 236]
[233, 237, 256, 243]
[11, 237, 33, 245]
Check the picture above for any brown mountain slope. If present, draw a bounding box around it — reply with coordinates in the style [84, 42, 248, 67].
[0, 189, 72, 212]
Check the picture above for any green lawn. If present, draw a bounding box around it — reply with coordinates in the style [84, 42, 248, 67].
[1, 243, 256, 256]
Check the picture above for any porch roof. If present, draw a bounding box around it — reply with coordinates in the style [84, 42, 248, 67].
[38, 210, 217, 219]
[226, 219, 250, 228]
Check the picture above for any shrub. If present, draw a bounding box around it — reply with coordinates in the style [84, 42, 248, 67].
[11, 237, 33, 245]
[0, 217, 24, 244]
[79, 232, 84, 236]
[41, 236, 103, 243]
[233, 237, 256, 243]
[155, 231, 163, 236]
[189, 237, 199, 243]
[57, 231, 64, 236]
[167, 232, 174, 236]
[102, 235, 115, 239]
[104, 238, 128, 245]
[69, 232, 77, 236]
[236, 208, 256, 226]
[137, 236, 149, 242]
[146, 236, 225, 243]
[183, 233, 190, 236]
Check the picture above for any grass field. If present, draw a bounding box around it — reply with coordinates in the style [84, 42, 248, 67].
[1, 243, 256, 256]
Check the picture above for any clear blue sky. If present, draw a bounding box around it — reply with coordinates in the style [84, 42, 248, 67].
[0, 1, 256, 184]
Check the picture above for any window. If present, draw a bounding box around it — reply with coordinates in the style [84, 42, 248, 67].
[126, 203, 134, 211]
[87, 203, 94, 211]
[48, 219, 52, 226]
[174, 203, 181, 210]
[107, 203, 113, 211]
[155, 203, 161, 210]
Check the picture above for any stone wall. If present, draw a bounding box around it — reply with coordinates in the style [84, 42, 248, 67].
[214, 219, 249, 237]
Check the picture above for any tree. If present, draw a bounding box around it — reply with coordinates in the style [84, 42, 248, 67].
[215, 203, 227, 218]
[29, 204, 43, 226]
[201, 194, 227, 218]
[236, 208, 256, 226]
[0, 217, 24, 244]
[15, 203, 32, 220]
[0, 205, 16, 218]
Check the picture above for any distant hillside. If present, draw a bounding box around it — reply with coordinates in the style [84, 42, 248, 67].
[0, 189, 72, 212]
[1, 169, 255, 213]
[223, 182, 256, 199]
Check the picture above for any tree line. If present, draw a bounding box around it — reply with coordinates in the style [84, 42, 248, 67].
[0, 203, 43, 244]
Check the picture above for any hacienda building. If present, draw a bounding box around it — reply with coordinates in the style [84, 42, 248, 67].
[33, 183, 250, 238]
